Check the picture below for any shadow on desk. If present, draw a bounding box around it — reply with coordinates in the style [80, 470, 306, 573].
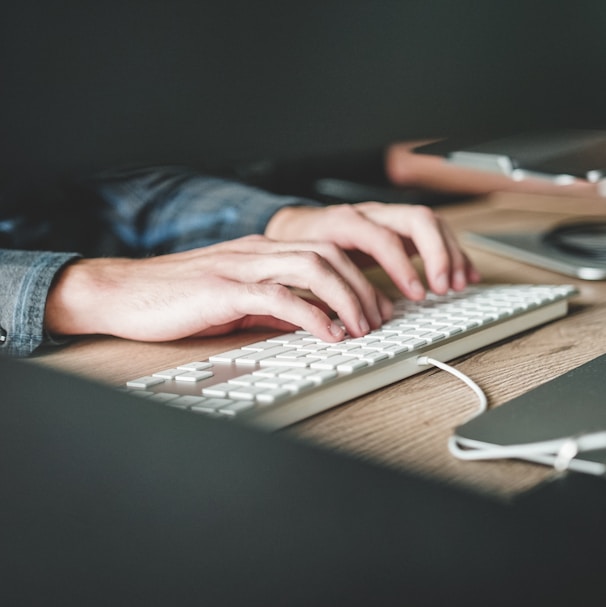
[2, 355, 605, 606]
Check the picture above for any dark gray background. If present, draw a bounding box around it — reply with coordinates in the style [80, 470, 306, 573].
[3, 1, 606, 185]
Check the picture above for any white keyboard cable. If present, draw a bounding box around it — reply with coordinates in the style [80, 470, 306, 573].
[416, 356, 606, 476]
[416, 356, 488, 414]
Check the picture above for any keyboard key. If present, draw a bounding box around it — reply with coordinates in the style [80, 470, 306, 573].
[253, 377, 315, 393]
[227, 386, 269, 401]
[149, 392, 181, 402]
[128, 390, 155, 398]
[266, 333, 305, 343]
[277, 368, 338, 384]
[251, 366, 287, 377]
[310, 355, 360, 371]
[355, 351, 388, 365]
[209, 349, 248, 363]
[226, 374, 257, 385]
[241, 341, 285, 351]
[259, 357, 310, 368]
[152, 368, 185, 379]
[126, 376, 165, 389]
[168, 395, 207, 409]
[176, 361, 214, 371]
[255, 388, 292, 404]
[174, 370, 214, 382]
[190, 397, 237, 413]
[202, 382, 232, 397]
[233, 347, 295, 365]
[218, 401, 257, 416]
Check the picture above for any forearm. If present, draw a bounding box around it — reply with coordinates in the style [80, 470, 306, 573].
[86, 166, 323, 255]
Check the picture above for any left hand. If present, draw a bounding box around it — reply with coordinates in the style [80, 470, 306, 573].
[265, 201, 481, 300]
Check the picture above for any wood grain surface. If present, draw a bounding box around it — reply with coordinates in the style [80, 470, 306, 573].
[33, 192, 606, 498]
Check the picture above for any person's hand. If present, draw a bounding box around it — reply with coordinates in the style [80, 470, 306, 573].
[44, 235, 393, 343]
[265, 202, 481, 300]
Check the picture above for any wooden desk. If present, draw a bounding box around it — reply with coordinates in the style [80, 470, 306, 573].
[34, 192, 606, 499]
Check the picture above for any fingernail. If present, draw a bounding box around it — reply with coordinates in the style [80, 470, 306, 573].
[454, 270, 466, 290]
[370, 310, 382, 329]
[434, 273, 448, 293]
[409, 279, 425, 299]
[329, 321, 344, 338]
[358, 316, 370, 335]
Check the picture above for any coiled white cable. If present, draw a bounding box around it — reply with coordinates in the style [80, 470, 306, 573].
[416, 356, 606, 476]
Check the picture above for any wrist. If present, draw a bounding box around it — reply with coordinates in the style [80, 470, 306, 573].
[44, 258, 122, 337]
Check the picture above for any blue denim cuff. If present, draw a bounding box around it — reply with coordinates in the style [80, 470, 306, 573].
[0, 250, 81, 357]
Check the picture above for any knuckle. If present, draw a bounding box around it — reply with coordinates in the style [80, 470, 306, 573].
[247, 282, 291, 301]
[410, 204, 436, 223]
[241, 234, 267, 244]
[267, 283, 290, 299]
[381, 229, 403, 248]
[315, 241, 342, 259]
[298, 250, 327, 269]
[329, 203, 358, 221]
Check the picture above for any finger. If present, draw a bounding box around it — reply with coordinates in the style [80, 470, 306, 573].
[212, 250, 375, 337]
[311, 206, 427, 300]
[437, 223, 481, 290]
[418, 217, 482, 291]
[239, 236, 395, 325]
[260, 240, 389, 329]
[232, 282, 347, 342]
[355, 203, 483, 293]
[141, 275, 346, 343]
[375, 205, 456, 295]
[354, 203, 463, 296]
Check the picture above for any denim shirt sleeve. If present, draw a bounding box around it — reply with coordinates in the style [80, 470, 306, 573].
[0, 249, 81, 357]
[87, 165, 323, 255]
[0, 167, 322, 357]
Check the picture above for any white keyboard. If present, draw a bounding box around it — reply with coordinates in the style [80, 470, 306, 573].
[124, 284, 578, 429]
